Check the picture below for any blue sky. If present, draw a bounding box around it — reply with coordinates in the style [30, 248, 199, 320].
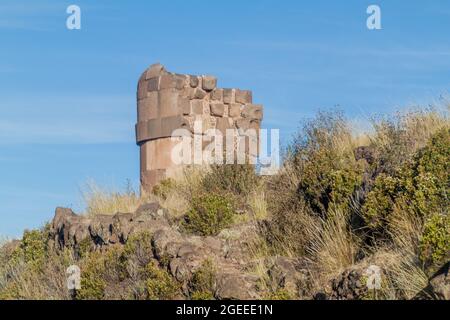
[0, 0, 449, 237]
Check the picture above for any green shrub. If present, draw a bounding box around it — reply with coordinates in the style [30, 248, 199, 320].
[290, 112, 365, 217]
[183, 194, 235, 236]
[75, 240, 179, 300]
[362, 128, 449, 235]
[189, 260, 216, 300]
[12, 227, 49, 270]
[265, 289, 292, 300]
[144, 261, 179, 300]
[76, 237, 93, 259]
[407, 128, 449, 218]
[76, 246, 128, 300]
[419, 213, 450, 268]
[76, 252, 107, 300]
[362, 174, 401, 230]
[122, 232, 153, 268]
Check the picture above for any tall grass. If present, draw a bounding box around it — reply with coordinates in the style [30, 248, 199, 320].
[2, 106, 448, 300]
[81, 180, 145, 216]
[307, 210, 359, 279]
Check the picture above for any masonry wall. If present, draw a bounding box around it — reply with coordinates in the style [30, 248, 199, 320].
[136, 63, 263, 193]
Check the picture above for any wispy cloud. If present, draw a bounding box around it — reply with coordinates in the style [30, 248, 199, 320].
[0, 94, 136, 144]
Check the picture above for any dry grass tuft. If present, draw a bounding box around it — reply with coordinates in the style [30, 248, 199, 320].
[307, 210, 359, 281]
[81, 180, 146, 216]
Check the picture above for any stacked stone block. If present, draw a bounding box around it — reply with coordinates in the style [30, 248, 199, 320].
[136, 63, 263, 192]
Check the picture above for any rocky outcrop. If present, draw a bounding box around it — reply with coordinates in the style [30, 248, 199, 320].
[48, 203, 262, 300]
[50, 203, 170, 250]
[268, 256, 310, 296]
[428, 262, 450, 300]
[329, 267, 369, 300]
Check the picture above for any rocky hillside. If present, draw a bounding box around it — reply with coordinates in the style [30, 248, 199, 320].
[0, 108, 448, 300]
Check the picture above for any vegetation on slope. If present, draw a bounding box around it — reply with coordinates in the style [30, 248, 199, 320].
[0, 106, 448, 300]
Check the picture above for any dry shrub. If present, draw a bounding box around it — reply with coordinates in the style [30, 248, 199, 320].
[364, 246, 428, 300]
[81, 180, 145, 216]
[0, 249, 75, 300]
[369, 108, 449, 175]
[367, 210, 429, 299]
[266, 111, 364, 255]
[307, 210, 360, 282]
[247, 187, 269, 221]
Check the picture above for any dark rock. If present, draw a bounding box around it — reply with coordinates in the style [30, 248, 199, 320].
[215, 273, 260, 300]
[330, 267, 370, 300]
[268, 256, 310, 296]
[354, 146, 375, 165]
[429, 261, 450, 300]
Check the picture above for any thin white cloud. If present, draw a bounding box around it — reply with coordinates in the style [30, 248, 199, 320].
[0, 94, 136, 144]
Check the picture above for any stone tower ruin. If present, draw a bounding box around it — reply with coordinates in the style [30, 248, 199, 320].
[136, 63, 263, 193]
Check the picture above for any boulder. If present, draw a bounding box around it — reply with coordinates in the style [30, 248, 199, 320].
[215, 273, 260, 300]
[268, 257, 310, 296]
[330, 267, 370, 300]
[202, 76, 217, 91]
[429, 262, 450, 300]
[49, 202, 170, 250]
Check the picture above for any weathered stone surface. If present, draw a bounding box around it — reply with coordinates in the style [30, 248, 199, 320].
[141, 169, 166, 192]
[50, 204, 171, 252]
[215, 117, 234, 136]
[147, 77, 160, 92]
[429, 262, 450, 300]
[135, 118, 161, 143]
[191, 100, 206, 115]
[223, 89, 235, 104]
[160, 74, 187, 90]
[215, 273, 260, 300]
[145, 63, 166, 79]
[235, 89, 252, 104]
[161, 116, 190, 137]
[189, 75, 200, 88]
[51, 207, 90, 249]
[136, 64, 263, 192]
[210, 103, 225, 117]
[193, 87, 207, 99]
[235, 118, 260, 133]
[242, 104, 263, 120]
[202, 76, 217, 91]
[228, 103, 242, 118]
[218, 223, 258, 265]
[49, 199, 271, 300]
[211, 88, 223, 101]
[136, 116, 190, 143]
[137, 74, 148, 100]
[179, 96, 190, 115]
[137, 92, 159, 121]
[143, 137, 185, 170]
[329, 267, 370, 300]
[159, 88, 180, 118]
[268, 257, 310, 296]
